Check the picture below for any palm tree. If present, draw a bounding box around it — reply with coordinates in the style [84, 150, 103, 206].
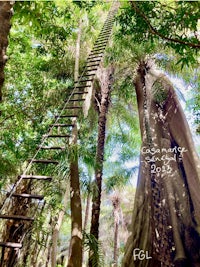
[88, 64, 114, 266]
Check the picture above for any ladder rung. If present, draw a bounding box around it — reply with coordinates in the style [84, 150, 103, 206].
[91, 50, 105, 55]
[86, 63, 100, 68]
[86, 68, 98, 72]
[99, 31, 111, 35]
[75, 78, 93, 83]
[46, 134, 71, 138]
[104, 19, 114, 23]
[104, 22, 113, 26]
[78, 73, 95, 78]
[95, 39, 107, 43]
[99, 32, 111, 36]
[50, 124, 74, 127]
[101, 29, 111, 32]
[0, 215, 34, 221]
[89, 52, 103, 56]
[96, 37, 108, 41]
[102, 25, 112, 29]
[92, 46, 105, 50]
[69, 99, 85, 102]
[87, 59, 101, 63]
[106, 17, 114, 20]
[91, 48, 105, 52]
[88, 55, 102, 60]
[11, 193, 44, 200]
[93, 44, 106, 49]
[20, 175, 52, 180]
[55, 115, 79, 118]
[105, 16, 114, 20]
[96, 40, 108, 44]
[89, 49, 104, 54]
[69, 92, 88, 95]
[0, 242, 22, 249]
[65, 106, 82, 109]
[39, 146, 65, 150]
[105, 17, 114, 21]
[98, 34, 110, 39]
[99, 29, 111, 34]
[29, 159, 59, 164]
[74, 85, 91, 89]
[94, 41, 107, 46]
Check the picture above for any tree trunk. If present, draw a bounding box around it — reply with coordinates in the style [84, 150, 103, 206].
[0, 1, 13, 108]
[89, 65, 114, 266]
[67, 16, 83, 267]
[83, 192, 91, 232]
[123, 60, 200, 267]
[112, 193, 121, 267]
[113, 219, 119, 267]
[51, 186, 69, 267]
[74, 18, 82, 82]
[82, 192, 91, 266]
[67, 139, 82, 267]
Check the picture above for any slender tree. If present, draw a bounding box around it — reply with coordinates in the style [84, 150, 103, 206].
[89, 65, 114, 266]
[67, 20, 83, 267]
[0, 1, 13, 108]
[111, 192, 121, 267]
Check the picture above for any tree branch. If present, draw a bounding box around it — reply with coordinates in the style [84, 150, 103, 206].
[0, 114, 15, 126]
[130, 2, 200, 49]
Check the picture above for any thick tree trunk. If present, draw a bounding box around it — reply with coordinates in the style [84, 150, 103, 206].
[0, 1, 13, 107]
[123, 60, 200, 267]
[88, 66, 114, 266]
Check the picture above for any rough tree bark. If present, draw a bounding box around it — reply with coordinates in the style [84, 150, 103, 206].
[123, 60, 200, 267]
[67, 18, 83, 267]
[88, 65, 114, 267]
[0, 1, 14, 110]
[67, 138, 82, 267]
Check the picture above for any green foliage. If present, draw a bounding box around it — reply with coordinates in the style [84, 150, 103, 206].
[83, 232, 104, 267]
[73, 0, 103, 10]
[1, 1, 199, 265]
[118, 1, 200, 66]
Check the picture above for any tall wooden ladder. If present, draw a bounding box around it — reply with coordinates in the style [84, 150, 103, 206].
[0, 2, 119, 266]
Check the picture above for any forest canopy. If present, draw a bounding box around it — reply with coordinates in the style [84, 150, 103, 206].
[0, 1, 199, 267]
